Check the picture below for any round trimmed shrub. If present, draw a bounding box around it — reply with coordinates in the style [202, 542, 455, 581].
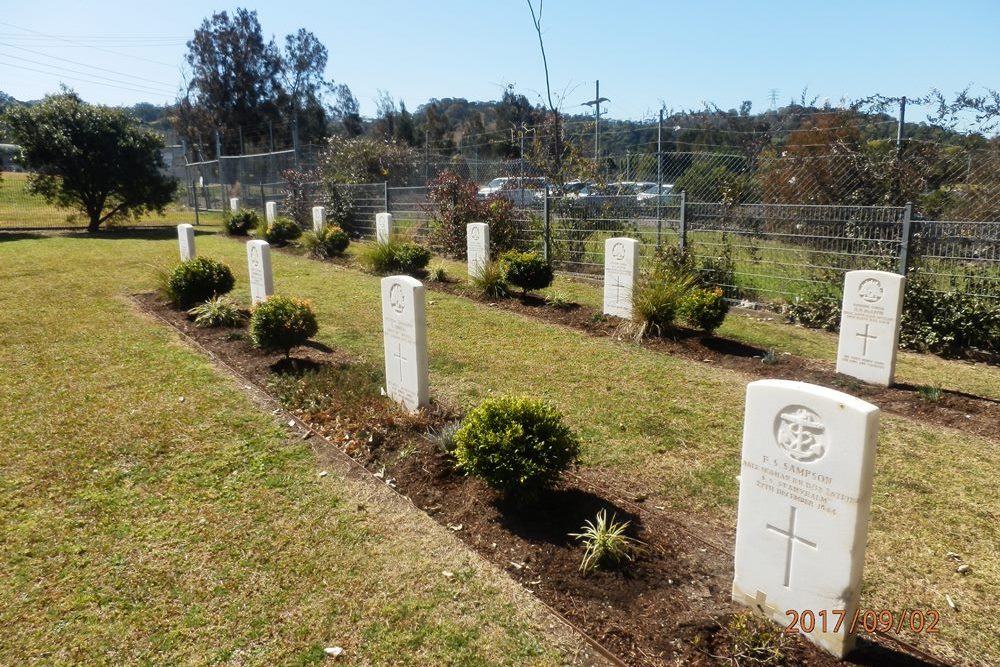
[249, 296, 319, 357]
[454, 395, 579, 498]
[313, 225, 350, 257]
[225, 208, 259, 236]
[166, 256, 235, 309]
[679, 286, 729, 333]
[262, 216, 302, 246]
[501, 250, 553, 294]
[392, 241, 431, 273]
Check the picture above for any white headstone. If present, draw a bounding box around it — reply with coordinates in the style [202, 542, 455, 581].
[177, 224, 195, 261]
[312, 206, 327, 234]
[603, 237, 640, 318]
[467, 222, 490, 277]
[229, 197, 240, 212]
[265, 201, 278, 224]
[380, 275, 429, 413]
[246, 240, 274, 305]
[376, 212, 393, 244]
[835, 270, 905, 386]
[732, 379, 879, 658]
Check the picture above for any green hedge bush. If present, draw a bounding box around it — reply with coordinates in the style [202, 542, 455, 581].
[165, 257, 236, 309]
[679, 287, 729, 333]
[262, 216, 302, 246]
[363, 240, 431, 275]
[249, 296, 319, 357]
[300, 225, 350, 258]
[224, 208, 259, 236]
[454, 395, 579, 499]
[501, 251, 553, 294]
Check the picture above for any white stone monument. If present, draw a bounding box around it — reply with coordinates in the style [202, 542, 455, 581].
[177, 224, 195, 261]
[380, 275, 429, 413]
[835, 270, 905, 386]
[312, 206, 327, 234]
[229, 197, 240, 212]
[732, 379, 880, 658]
[467, 222, 490, 277]
[246, 240, 274, 305]
[376, 212, 393, 244]
[265, 201, 278, 224]
[603, 237, 640, 318]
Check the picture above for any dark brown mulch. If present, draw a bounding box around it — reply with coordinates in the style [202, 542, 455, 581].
[132, 291, 951, 667]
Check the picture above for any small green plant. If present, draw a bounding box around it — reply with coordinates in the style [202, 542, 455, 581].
[760, 348, 779, 365]
[261, 216, 302, 246]
[679, 286, 729, 333]
[726, 612, 788, 666]
[363, 240, 432, 275]
[454, 395, 579, 499]
[164, 256, 236, 309]
[428, 262, 449, 282]
[630, 263, 698, 339]
[225, 208, 259, 236]
[427, 421, 461, 454]
[500, 250, 553, 295]
[544, 291, 574, 310]
[471, 260, 509, 299]
[784, 287, 841, 332]
[917, 384, 943, 402]
[187, 296, 245, 328]
[249, 295, 319, 357]
[569, 509, 642, 574]
[299, 225, 350, 258]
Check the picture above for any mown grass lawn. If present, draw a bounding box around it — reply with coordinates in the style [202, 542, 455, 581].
[3, 229, 998, 666]
[0, 171, 222, 229]
[0, 232, 588, 666]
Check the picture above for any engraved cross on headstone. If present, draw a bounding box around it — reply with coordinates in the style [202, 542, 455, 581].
[613, 276, 626, 304]
[856, 324, 878, 357]
[393, 341, 408, 382]
[766, 505, 817, 587]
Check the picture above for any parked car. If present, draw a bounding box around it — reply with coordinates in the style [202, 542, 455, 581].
[636, 182, 675, 204]
[478, 177, 547, 206]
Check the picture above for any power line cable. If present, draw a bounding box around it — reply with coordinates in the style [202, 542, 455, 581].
[0, 21, 179, 69]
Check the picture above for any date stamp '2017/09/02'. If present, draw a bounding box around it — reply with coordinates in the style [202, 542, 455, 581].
[784, 609, 941, 635]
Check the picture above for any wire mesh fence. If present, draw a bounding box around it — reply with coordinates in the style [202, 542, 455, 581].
[2, 141, 998, 305]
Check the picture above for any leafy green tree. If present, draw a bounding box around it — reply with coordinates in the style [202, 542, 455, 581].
[281, 28, 332, 146]
[180, 9, 283, 156]
[331, 84, 363, 137]
[3, 91, 177, 232]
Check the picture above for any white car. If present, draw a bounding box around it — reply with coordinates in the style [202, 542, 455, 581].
[636, 182, 674, 203]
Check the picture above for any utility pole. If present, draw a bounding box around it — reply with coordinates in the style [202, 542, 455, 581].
[583, 79, 610, 165]
[656, 108, 663, 249]
[895, 96, 907, 158]
[424, 128, 429, 183]
[215, 130, 222, 159]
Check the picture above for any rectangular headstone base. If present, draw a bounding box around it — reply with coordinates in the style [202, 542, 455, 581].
[732, 582, 857, 658]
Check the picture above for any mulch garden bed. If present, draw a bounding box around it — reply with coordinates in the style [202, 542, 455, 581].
[132, 291, 953, 667]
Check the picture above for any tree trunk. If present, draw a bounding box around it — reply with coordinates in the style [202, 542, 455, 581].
[87, 211, 102, 232]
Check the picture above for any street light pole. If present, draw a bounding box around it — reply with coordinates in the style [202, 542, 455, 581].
[582, 79, 610, 167]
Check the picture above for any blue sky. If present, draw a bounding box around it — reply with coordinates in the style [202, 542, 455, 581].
[1, 0, 998, 123]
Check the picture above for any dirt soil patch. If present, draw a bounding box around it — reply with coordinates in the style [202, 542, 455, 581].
[133, 292, 952, 667]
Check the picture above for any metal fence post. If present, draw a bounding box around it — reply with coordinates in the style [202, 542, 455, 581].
[897, 201, 914, 275]
[543, 185, 551, 262]
[192, 179, 200, 226]
[383, 181, 389, 213]
[678, 190, 688, 252]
